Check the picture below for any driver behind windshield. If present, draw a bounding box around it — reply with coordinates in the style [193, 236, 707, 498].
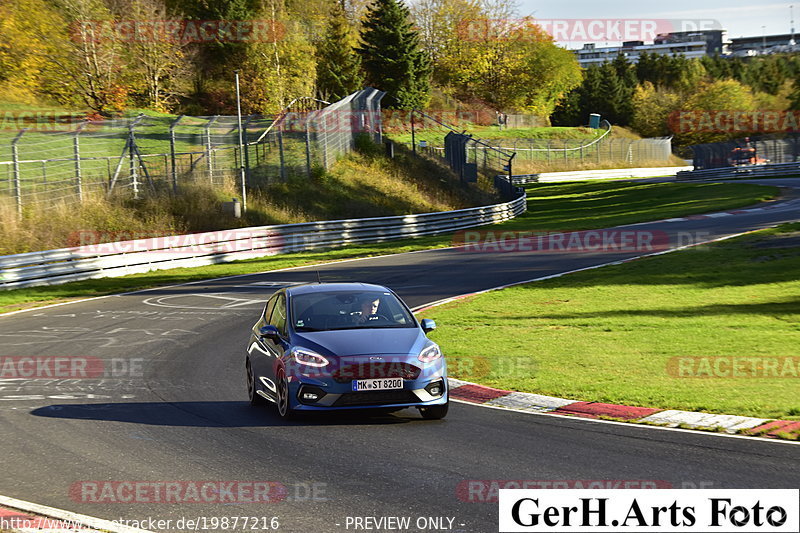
[355, 295, 381, 324]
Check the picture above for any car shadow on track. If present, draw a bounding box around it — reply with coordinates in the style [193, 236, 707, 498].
[30, 401, 429, 427]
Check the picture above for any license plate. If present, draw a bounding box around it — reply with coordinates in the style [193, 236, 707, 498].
[352, 378, 403, 391]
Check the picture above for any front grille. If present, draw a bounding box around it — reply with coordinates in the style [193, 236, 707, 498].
[332, 362, 421, 383]
[333, 390, 418, 407]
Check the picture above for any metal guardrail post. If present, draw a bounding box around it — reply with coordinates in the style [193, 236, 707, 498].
[11, 129, 27, 216]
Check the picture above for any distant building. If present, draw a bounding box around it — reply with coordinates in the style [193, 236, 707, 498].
[654, 30, 726, 55]
[729, 33, 799, 55]
[573, 39, 708, 67]
[571, 28, 800, 67]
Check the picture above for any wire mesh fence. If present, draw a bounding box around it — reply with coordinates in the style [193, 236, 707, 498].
[484, 136, 673, 165]
[408, 111, 515, 192]
[396, 118, 673, 167]
[689, 133, 800, 170]
[0, 88, 385, 215]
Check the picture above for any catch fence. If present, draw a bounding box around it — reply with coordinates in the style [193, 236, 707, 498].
[0, 88, 385, 214]
[689, 133, 800, 170]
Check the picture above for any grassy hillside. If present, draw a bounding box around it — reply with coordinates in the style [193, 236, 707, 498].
[0, 140, 493, 255]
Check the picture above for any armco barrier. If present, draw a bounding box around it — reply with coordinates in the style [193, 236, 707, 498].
[0, 191, 526, 290]
[676, 161, 800, 181]
[512, 166, 692, 184]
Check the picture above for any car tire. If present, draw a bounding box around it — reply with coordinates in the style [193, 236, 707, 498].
[419, 400, 448, 420]
[247, 360, 267, 407]
[275, 368, 296, 420]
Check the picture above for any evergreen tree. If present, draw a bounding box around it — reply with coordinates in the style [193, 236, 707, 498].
[636, 52, 657, 85]
[578, 65, 604, 123]
[316, 1, 364, 101]
[357, 0, 431, 109]
[610, 53, 636, 125]
[550, 86, 581, 126]
[611, 53, 637, 88]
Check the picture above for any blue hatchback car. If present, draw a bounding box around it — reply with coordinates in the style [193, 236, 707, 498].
[246, 282, 448, 419]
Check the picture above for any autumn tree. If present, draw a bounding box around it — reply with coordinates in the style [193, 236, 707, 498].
[631, 81, 681, 137]
[108, 0, 192, 111]
[239, 7, 317, 114]
[51, 0, 130, 113]
[0, 0, 73, 104]
[677, 79, 756, 145]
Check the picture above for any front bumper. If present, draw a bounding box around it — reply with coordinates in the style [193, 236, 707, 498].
[287, 375, 448, 411]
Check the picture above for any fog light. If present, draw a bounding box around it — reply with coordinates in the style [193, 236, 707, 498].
[425, 379, 444, 397]
[298, 385, 326, 404]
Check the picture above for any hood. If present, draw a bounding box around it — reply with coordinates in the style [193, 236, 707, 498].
[294, 328, 426, 356]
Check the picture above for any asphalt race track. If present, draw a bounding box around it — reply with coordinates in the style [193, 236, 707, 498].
[1, 179, 799, 532]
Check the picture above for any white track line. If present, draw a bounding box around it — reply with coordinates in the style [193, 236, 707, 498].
[449, 399, 800, 446]
[0, 494, 152, 533]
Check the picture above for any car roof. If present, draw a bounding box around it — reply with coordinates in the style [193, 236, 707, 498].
[286, 282, 391, 296]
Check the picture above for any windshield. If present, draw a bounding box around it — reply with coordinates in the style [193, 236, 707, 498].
[290, 290, 416, 331]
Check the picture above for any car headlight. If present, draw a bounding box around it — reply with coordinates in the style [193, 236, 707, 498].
[291, 347, 329, 367]
[418, 342, 442, 363]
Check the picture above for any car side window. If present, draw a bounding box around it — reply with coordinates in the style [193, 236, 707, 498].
[269, 294, 287, 337]
[263, 295, 277, 322]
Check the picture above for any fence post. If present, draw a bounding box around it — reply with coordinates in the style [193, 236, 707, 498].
[305, 113, 312, 179]
[11, 129, 27, 216]
[169, 116, 182, 194]
[278, 128, 287, 181]
[205, 116, 218, 184]
[243, 114, 253, 183]
[411, 111, 416, 155]
[73, 122, 87, 202]
[129, 125, 139, 200]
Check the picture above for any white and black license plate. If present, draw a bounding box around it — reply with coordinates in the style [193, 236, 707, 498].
[352, 378, 403, 391]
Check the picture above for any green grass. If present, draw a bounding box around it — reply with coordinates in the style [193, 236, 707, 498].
[386, 125, 606, 145]
[0, 181, 779, 314]
[499, 181, 778, 233]
[420, 222, 800, 420]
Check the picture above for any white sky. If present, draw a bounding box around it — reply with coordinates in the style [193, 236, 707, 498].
[512, 1, 796, 47]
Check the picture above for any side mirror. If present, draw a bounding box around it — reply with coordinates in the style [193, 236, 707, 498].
[420, 319, 436, 333]
[259, 325, 280, 341]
